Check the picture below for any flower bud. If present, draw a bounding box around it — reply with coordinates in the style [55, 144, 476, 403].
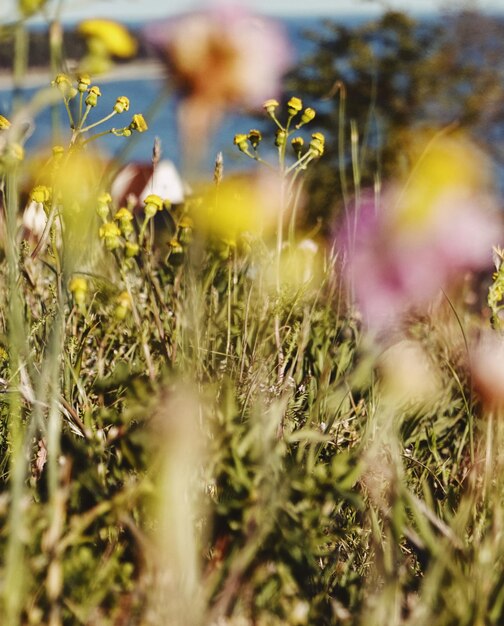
[52, 73, 73, 96]
[77, 74, 91, 92]
[169, 238, 183, 255]
[30, 185, 51, 204]
[233, 133, 249, 153]
[99, 221, 122, 250]
[129, 113, 148, 133]
[300, 107, 316, 125]
[125, 241, 139, 258]
[143, 193, 163, 218]
[69, 276, 88, 308]
[287, 96, 303, 116]
[114, 206, 134, 235]
[113, 96, 130, 114]
[263, 99, 279, 114]
[248, 129, 262, 149]
[97, 192, 112, 220]
[114, 291, 132, 320]
[291, 136, 304, 154]
[85, 85, 102, 107]
[275, 129, 287, 147]
[309, 132, 325, 157]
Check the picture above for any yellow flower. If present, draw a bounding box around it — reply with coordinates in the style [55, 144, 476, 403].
[125, 241, 140, 258]
[69, 276, 88, 308]
[287, 96, 303, 116]
[233, 133, 249, 153]
[69, 276, 87, 294]
[77, 74, 91, 93]
[52, 73, 77, 98]
[291, 136, 304, 153]
[0, 115, 11, 130]
[129, 114, 148, 133]
[247, 129, 262, 149]
[113, 96, 130, 114]
[263, 99, 279, 114]
[309, 132, 325, 157]
[143, 194, 163, 217]
[77, 20, 137, 58]
[30, 185, 51, 204]
[300, 107, 316, 125]
[114, 207, 134, 235]
[114, 291, 132, 320]
[275, 129, 287, 147]
[85, 85, 102, 107]
[99, 221, 122, 250]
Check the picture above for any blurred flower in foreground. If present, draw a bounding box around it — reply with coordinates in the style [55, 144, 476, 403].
[78, 19, 137, 73]
[471, 330, 504, 410]
[340, 134, 501, 331]
[191, 172, 281, 242]
[378, 339, 442, 408]
[143, 3, 291, 162]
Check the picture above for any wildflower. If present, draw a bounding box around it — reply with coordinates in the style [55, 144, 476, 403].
[78, 19, 137, 58]
[97, 192, 112, 220]
[263, 99, 279, 114]
[275, 129, 287, 147]
[99, 221, 122, 250]
[299, 107, 316, 125]
[233, 133, 249, 153]
[248, 129, 262, 149]
[340, 134, 502, 331]
[113, 96, 130, 114]
[77, 74, 91, 93]
[85, 86, 101, 107]
[114, 291, 132, 320]
[52, 74, 77, 99]
[69, 276, 88, 309]
[29, 185, 51, 204]
[169, 238, 183, 255]
[291, 136, 304, 153]
[0, 115, 11, 130]
[309, 132, 325, 156]
[114, 206, 134, 235]
[287, 96, 303, 116]
[144, 193, 164, 218]
[129, 114, 148, 133]
[125, 241, 140, 258]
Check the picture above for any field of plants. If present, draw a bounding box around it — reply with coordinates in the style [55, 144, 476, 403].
[1, 2, 504, 625]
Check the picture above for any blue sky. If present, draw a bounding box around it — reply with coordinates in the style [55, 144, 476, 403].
[2, 0, 504, 21]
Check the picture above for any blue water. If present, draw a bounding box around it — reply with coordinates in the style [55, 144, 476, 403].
[0, 16, 343, 172]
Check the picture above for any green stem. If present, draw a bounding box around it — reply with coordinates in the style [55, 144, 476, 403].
[3, 166, 28, 626]
[79, 110, 117, 133]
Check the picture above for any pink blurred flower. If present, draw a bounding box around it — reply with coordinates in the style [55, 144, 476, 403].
[340, 136, 502, 331]
[471, 330, 504, 410]
[143, 3, 291, 161]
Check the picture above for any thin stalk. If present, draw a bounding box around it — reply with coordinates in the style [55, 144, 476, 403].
[3, 166, 28, 626]
[79, 110, 117, 133]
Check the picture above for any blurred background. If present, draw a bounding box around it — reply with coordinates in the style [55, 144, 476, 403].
[3, 0, 504, 226]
